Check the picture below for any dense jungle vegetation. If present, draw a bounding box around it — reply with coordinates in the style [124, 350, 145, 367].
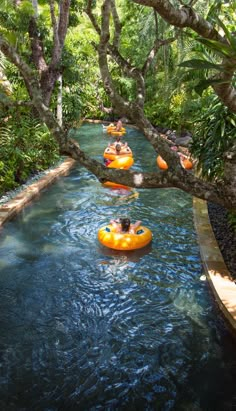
[0, 0, 235, 217]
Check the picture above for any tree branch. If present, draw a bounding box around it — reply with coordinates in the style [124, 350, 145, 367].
[132, 0, 236, 113]
[142, 36, 177, 75]
[50, 0, 60, 66]
[132, 0, 223, 39]
[110, 0, 121, 49]
[86, 0, 101, 35]
[28, 17, 47, 72]
[50, 0, 70, 67]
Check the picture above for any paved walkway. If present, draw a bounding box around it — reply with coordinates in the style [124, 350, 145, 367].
[0, 156, 235, 335]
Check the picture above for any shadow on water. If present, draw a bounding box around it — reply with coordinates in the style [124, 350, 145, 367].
[98, 242, 153, 263]
[0, 123, 236, 410]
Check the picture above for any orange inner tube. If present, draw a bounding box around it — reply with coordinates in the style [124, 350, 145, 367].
[104, 156, 133, 189]
[103, 146, 133, 160]
[156, 155, 193, 170]
[98, 224, 152, 250]
[156, 155, 168, 170]
[181, 158, 193, 170]
[103, 181, 131, 190]
[108, 156, 134, 170]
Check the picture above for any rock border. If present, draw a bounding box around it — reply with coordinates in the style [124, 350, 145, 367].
[193, 197, 236, 334]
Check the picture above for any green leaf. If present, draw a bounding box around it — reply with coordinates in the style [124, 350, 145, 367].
[194, 79, 229, 96]
[228, 117, 236, 127]
[178, 59, 224, 71]
[19, 0, 35, 16]
[215, 17, 236, 52]
[197, 37, 236, 58]
[220, 121, 225, 138]
[0, 28, 18, 46]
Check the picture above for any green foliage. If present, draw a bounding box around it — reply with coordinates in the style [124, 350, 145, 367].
[0, 113, 59, 195]
[197, 37, 236, 59]
[179, 58, 224, 71]
[191, 94, 236, 181]
[178, 7, 236, 95]
[62, 87, 82, 127]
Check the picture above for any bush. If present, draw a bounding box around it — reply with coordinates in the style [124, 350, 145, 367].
[191, 94, 236, 181]
[0, 114, 59, 195]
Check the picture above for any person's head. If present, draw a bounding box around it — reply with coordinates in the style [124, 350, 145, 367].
[116, 136, 121, 142]
[116, 144, 121, 153]
[120, 218, 130, 232]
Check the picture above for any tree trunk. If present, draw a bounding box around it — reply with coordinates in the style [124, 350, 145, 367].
[57, 74, 63, 127]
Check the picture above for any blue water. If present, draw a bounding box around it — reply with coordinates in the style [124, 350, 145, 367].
[0, 123, 235, 411]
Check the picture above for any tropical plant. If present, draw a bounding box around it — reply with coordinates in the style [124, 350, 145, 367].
[0, 115, 59, 194]
[191, 93, 236, 181]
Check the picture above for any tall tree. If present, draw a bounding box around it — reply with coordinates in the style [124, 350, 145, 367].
[28, 0, 70, 106]
[86, 0, 236, 210]
[0, 0, 235, 211]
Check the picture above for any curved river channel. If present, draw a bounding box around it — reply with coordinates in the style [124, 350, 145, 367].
[0, 123, 236, 410]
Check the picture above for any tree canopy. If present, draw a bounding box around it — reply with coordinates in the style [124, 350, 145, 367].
[0, 0, 235, 211]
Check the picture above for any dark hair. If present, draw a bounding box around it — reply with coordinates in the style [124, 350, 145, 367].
[120, 218, 130, 232]
[116, 144, 121, 152]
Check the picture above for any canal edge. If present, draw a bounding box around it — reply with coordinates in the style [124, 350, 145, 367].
[1, 141, 236, 336]
[0, 157, 76, 228]
[193, 197, 236, 334]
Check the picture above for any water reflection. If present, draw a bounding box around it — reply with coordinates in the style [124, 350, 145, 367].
[98, 242, 152, 263]
[0, 124, 235, 410]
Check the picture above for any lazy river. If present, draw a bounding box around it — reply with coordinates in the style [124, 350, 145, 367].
[0, 123, 236, 410]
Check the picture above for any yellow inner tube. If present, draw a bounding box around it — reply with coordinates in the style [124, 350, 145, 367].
[103, 156, 133, 189]
[98, 224, 153, 250]
[110, 131, 126, 137]
[104, 146, 133, 161]
[107, 156, 134, 169]
[107, 126, 126, 133]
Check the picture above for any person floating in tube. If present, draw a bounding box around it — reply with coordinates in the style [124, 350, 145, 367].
[110, 218, 142, 234]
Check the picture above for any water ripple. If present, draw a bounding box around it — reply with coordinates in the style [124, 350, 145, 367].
[0, 124, 235, 410]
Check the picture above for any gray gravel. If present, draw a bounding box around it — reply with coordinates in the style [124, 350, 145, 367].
[208, 202, 236, 280]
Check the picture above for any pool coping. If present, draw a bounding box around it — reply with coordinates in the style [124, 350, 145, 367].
[193, 197, 236, 334]
[0, 157, 76, 228]
[0, 149, 235, 335]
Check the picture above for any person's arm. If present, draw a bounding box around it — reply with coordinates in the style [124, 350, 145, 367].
[110, 219, 121, 232]
[130, 220, 142, 233]
[178, 151, 188, 160]
[116, 121, 122, 131]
